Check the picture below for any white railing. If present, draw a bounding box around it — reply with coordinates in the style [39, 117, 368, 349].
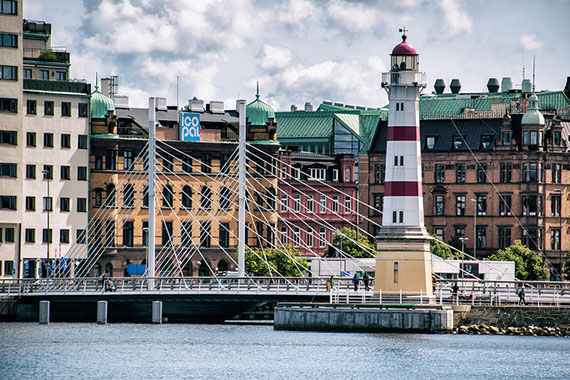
[381, 71, 427, 87]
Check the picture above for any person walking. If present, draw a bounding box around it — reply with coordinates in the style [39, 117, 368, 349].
[452, 282, 459, 302]
[352, 272, 360, 291]
[363, 273, 370, 291]
[326, 276, 334, 291]
[517, 284, 526, 305]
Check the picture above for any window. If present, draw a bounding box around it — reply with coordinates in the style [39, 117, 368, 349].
[201, 153, 211, 173]
[94, 188, 103, 207]
[0, 1, 17, 14]
[332, 196, 340, 213]
[0, 32, 17, 47]
[39, 69, 49, 80]
[219, 154, 229, 174]
[293, 227, 300, 247]
[124, 151, 135, 170]
[500, 163, 512, 183]
[320, 195, 326, 213]
[554, 131, 561, 147]
[319, 227, 326, 248]
[281, 226, 288, 245]
[27, 100, 37, 115]
[551, 229, 561, 251]
[23, 68, 31, 79]
[60, 197, 70, 212]
[522, 195, 539, 216]
[435, 164, 445, 183]
[142, 222, 148, 246]
[455, 227, 465, 241]
[0, 163, 16, 177]
[60, 165, 70, 180]
[426, 136, 436, 150]
[551, 164, 562, 184]
[292, 193, 301, 212]
[499, 195, 512, 216]
[200, 221, 211, 247]
[306, 227, 313, 248]
[25, 229, 35, 243]
[162, 221, 173, 246]
[78, 103, 88, 118]
[77, 197, 86, 212]
[499, 228, 511, 249]
[529, 131, 538, 146]
[162, 153, 173, 171]
[374, 164, 381, 184]
[182, 157, 192, 173]
[456, 163, 465, 183]
[308, 168, 326, 180]
[26, 132, 36, 147]
[94, 156, 103, 170]
[528, 163, 538, 183]
[435, 195, 444, 216]
[523, 131, 528, 146]
[77, 229, 87, 244]
[345, 196, 351, 214]
[180, 221, 192, 247]
[200, 186, 211, 210]
[220, 187, 230, 210]
[281, 193, 288, 212]
[345, 167, 351, 182]
[123, 184, 134, 207]
[476, 227, 486, 249]
[0, 65, 17, 80]
[476, 195, 487, 216]
[456, 195, 466, 216]
[5, 227, 15, 242]
[480, 135, 492, 149]
[551, 194, 561, 217]
[105, 150, 116, 170]
[44, 101, 54, 116]
[77, 134, 88, 150]
[523, 229, 541, 250]
[373, 194, 383, 216]
[0, 98, 17, 113]
[106, 183, 116, 206]
[44, 133, 53, 148]
[43, 165, 53, 179]
[56, 71, 67, 81]
[77, 166, 87, 181]
[163, 185, 174, 208]
[25, 196, 35, 211]
[307, 195, 314, 213]
[499, 131, 510, 146]
[452, 135, 463, 150]
[477, 164, 487, 183]
[61, 133, 70, 148]
[42, 229, 53, 244]
[219, 223, 230, 248]
[332, 169, 339, 182]
[26, 163, 36, 178]
[43, 196, 53, 211]
[123, 221, 134, 247]
[60, 229, 70, 244]
[434, 227, 444, 241]
[182, 186, 192, 208]
[267, 224, 275, 246]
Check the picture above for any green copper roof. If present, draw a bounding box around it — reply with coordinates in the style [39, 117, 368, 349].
[246, 84, 275, 126]
[90, 86, 115, 119]
[522, 93, 545, 125]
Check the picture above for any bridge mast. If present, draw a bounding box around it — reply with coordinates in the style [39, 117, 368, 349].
[237, 99, 247, 277]
[147, 97, 156, 289]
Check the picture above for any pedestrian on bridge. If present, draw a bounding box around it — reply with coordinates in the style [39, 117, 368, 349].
[353, 273, 360, 291]
[517, 284, 526, 305]
[363, 273, 370, 291]
[326, 276, 335, 291]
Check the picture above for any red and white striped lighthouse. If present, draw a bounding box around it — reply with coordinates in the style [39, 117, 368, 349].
[380, 32, 427, 233]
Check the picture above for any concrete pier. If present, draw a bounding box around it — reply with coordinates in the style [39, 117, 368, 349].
[152, 301, 162, 324]
[274, 304, 453, 332]
[97, 301, 108, 324]
[39, 300, 50, 325]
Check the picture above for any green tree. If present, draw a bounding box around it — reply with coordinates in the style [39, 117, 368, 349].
[563, 256, 570, 280]
[40, 49, 57, 61]
[324, 227, 375, 258]
[245, 245, 308, 277]
[486, 240, 548, 280]
[430, 235, 462, 259]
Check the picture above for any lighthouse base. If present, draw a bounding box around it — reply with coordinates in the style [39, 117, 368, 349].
[374, 226, 433, 297]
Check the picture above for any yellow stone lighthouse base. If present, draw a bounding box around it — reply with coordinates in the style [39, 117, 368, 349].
[374, 227, 433, 297]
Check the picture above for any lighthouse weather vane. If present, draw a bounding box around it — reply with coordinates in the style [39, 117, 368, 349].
[399, 26, 408, 35]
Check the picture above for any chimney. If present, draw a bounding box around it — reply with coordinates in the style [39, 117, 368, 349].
[487, 78, 499, 93]
[521, 79, 532, 94]
[501, 77, 513, 92]
[304, 102, 313, 111]
[156, 97, 167, 111]
[209, 101, 224, 114]
[450, 79, 461, 94]
[189, 98, 204, 112]
[100, 78, 111, 97]
[114, 95, 129, 109]
[290, 104, 298, 112]
[434, 79, 445, 94]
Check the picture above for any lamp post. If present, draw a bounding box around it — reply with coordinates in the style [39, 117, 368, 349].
[42, 168, 51, 277]
[471, 198, 477, 259]
[459, 237, 468, 279]
[554, 189, 562, 278]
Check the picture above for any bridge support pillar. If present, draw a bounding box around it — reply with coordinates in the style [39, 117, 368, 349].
[39, 300, 50, 324]
[97, 301, 108, 324]
[152, 301, 162, 324]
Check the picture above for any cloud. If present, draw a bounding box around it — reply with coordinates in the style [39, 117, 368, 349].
[520, 34, 543, 51]
[325, 0, 379, 33]
[437, 0, 473, 37]
[258, 45, 294, 72]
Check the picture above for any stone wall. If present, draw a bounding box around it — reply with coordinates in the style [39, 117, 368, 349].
[458, 306, 570, 328]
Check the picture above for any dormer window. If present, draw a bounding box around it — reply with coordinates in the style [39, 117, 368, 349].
[480, 135, 492, 149]
[452, 136, 464, 150]
[501, 131, 510, 146]
[426, 136, 436, 150]
[554, 131, 561, 146]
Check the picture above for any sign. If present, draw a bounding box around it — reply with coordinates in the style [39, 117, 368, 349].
[180, 112, 200, 142]
[127, 264, 146, 275]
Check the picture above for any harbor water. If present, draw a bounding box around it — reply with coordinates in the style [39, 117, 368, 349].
[1, 322, 569, 379]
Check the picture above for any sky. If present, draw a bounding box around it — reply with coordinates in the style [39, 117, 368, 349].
[24, 0, 570, 111]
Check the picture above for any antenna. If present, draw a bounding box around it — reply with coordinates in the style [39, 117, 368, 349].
[176, 76, 179, 111]
[532, 55, 536, 92]
[522, 51, 525, 80]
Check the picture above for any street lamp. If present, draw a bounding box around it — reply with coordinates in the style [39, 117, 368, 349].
[471, 198, 477, 259]
[554, 189, 562, 278]
[458, 237, 468, 280]
[42, 168, 51, 278]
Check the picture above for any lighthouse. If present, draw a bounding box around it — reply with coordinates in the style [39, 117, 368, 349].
[375, 31, 433, 296]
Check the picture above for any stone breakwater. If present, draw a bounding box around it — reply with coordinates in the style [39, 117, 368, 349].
[453, 324, 570, 337]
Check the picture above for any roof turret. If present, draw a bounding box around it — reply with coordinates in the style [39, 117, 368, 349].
[246, 82, 275, 126]
[521, 93, 545, 125]
[90, 85, 115, 119]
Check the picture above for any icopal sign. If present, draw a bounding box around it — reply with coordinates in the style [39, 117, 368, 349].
[180, 112, 200, 142]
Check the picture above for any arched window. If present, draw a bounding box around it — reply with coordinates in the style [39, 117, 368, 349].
[94, 263, 101, 277]
[198, 261, 211, 277]
[106, 183, 115, 206]
[105, 262, 113, 277]
[200, 186, 212, 210]
[217, 260, 228, 273]
[163, 185, 173, 208]
[182, 186, 192, 208]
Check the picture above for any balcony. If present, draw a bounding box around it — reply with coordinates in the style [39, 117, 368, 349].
[381, 71, 426, 88]
[23, 79, 91, 95]
[23, 48, 70, 64]
[23, 20, 52, 35]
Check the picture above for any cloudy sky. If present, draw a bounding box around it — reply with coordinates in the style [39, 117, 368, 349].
[25, 0, 569, 110]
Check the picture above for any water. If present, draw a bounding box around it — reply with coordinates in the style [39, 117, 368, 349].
[1, 323, 569, 380]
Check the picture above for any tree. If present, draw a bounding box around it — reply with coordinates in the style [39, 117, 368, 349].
[563, 256, 570, 280]
[324, 227, 375, 258]
[245, 245, 308, 277]
[430, 235, 462, 259]
[486, 240, 548, 280]
[40, 48, 57, 61]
